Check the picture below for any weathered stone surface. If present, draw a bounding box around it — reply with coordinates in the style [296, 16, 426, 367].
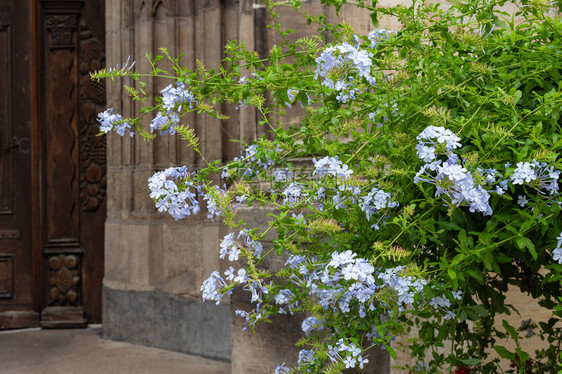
[103, 283, 231, 361]
[231, 289, 305, 374]
[103, 285, 155, 346]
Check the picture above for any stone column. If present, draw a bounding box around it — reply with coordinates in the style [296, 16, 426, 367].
[103, 0, 247, 360]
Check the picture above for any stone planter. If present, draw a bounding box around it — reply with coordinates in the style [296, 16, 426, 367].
[230, 288, 390, 373]
[229, 206, 391, 373]
[231, 290, 305, 373]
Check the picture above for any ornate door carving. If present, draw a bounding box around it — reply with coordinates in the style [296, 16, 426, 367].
[40, 0, 106, 327]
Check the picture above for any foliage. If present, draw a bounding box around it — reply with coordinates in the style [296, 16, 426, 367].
[93, 0, 562, 372]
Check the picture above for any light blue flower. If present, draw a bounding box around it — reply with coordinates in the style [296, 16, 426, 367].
[97, 108, 133, 137]
[161, 82, 195, 112]
[510, 161, 537, 185]
[201, 271, 228, 305]
[301, 316, 323, 335]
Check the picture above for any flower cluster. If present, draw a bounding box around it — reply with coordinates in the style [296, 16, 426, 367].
[359, 188, 399, 228]
[377, 266, 427, 312]
[218, 231, 264, 261]
[162, 82, 195, 111]
[429, 290, 462, 320]
[201, 271, 230, 305]
[219, 233, 241, 261]
[282, 182, 306, 206]
[315, 42, 376, 103]
[150, 82, 195, 135]
[221, 144, 277, 179]
[368, 29, 393, 48]
[414, 126, 492, 215]
[238, 230, 264, 259]
[327, 339, 369, 370]
[272, 168, 294, 183]
[509, 160, 560, 196]
[97, 108, 133, 137]
[147, 167, 200, 220]
[301, 316, 323, 335]
[202, 186, 227, 220]
[313, 156, 353, 179]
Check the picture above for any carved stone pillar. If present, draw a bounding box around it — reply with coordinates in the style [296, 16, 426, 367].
[103, 0, 236, 360]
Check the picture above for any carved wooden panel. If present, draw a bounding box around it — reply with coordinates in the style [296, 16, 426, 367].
[43, 4, 81, 242]
[47, 254, 81, 306]
[40, 0, 106, 324]
[45, 14, 78, 49]
[0, 17, 13, 215]
[41, 1, 85, 327]
[77, 0, 106, 323]
[0, 255, 14, 298]
[79, 19, 106, 212]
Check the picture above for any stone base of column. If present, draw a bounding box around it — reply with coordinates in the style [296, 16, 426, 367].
[102, 282, 231, 361]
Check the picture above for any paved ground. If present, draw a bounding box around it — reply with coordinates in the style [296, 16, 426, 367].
[0, 326, 231, 374]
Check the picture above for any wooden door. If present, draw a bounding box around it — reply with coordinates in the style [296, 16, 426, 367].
[0, 0, 106, 329]
[0, 0, 39, 329]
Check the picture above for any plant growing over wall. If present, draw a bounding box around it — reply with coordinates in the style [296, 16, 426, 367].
[93, 0, 562, 372]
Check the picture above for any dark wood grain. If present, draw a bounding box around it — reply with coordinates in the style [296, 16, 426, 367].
[0, 0, 39, 327]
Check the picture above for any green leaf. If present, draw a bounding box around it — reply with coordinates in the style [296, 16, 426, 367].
[515, 236, 537, 259]
[448, 269, 458, 289]
[519, 220, 534, 233]
[515, 348, 529, 361]
[460, 358, 481, 365]
[515, 236, 526, 250]
[513, 90, 522, 104]
[386, 345, 397, 359]
[469, 304, 489, 317]
[502, 319, 519, 346]
[467, 268, 484, 284]
[482, 250, 495, 272]
[494, 345, 516, 361]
